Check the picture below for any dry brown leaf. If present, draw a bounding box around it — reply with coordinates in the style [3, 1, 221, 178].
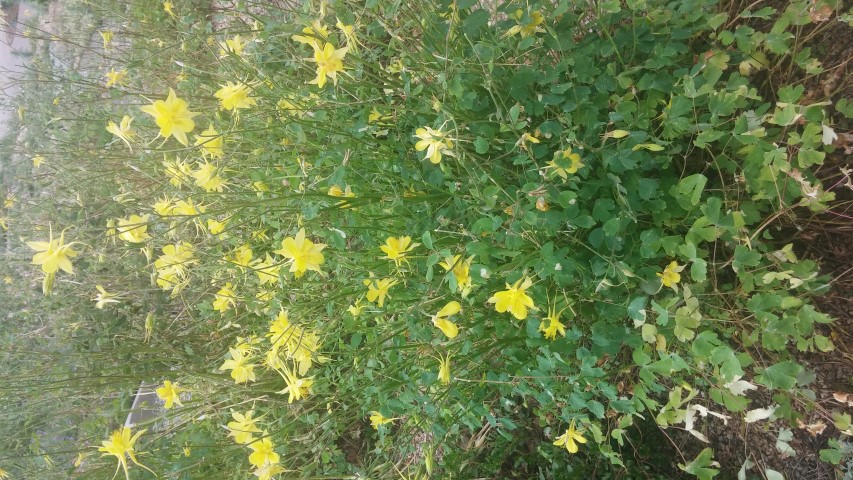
[833, 392, 853, 406]
[797, 418, 828, 436]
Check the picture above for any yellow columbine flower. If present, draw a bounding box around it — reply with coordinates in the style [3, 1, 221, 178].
[439, 254, 474, 297]
[504, 10, 546, 38]
[438, 353, 451, 385]
[214, 82, 257, 112]
[277, 364, 314, 403]
[253, 462, 286, 480]
[487, 276, 536, 320]
[546, 148, 585, 181]
[292, 21, 329, 51]
[207, 217, 227, 235]
[212, 283, 236, 313]
[254, 254, 281, 285]
[539, 303, 567, 340]
[516, 131, 540, 150]
[335, 18, 358, 52]
[309, 42, 348, 88]
[140, 88, 198, 146]
[105, 68, 128, 88]
[248, 435, 280, 468]
[368, 411, 395, 430]
[163, 0, 177, 18]
[219, 34, 247, 57]
[432, 301, 461, 339]
[27, 227, 77, 274]
[364, 278, 398, 307]
[657, 260, 684, 291]
[274, 228, 326, 278]
[32, 155, 45, 168]
[414, 126, 454, 164]
[219, 347, 257, 384]
[380, 235, 419, 267]
[347, 297, 366, 316]
[97, 427, 155, 480]
[194, 125, 224, 159]
[116, 214, 150, 243]
[191, 161, 226, 192]
[0, 467, 8, 479]
[106, 115, 135, 152]
[227, 410, 263, 444]
[100, 30, 113, 49]
[162, 158, 192, 188]
[155, 380, 183, 409]
[553, 419, 587, 454]
[93, 285, 121, 309]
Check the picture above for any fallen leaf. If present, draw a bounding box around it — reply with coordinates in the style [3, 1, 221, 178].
[745, 405, 777, 423]
[724, 375, 759, 396]
[797, 419, 827, 436]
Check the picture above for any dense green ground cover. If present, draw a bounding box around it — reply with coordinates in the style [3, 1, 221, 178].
[0, 0, 851, 478]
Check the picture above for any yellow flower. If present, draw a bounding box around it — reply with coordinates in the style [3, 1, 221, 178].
[97, 427, 154, 480]
[414, 126, 454, 164]
[504, 10, 546, 37]
[364, 278, 398, 307]
[439, 255, 474, 297]
[254, 254, 281, 285]
[140, 88, 198, 146]
[191, 160, 226, 192]
[100, 30, 113, 49]
[104, 68, 128, 88]
[219, 34, 247, 56]
[274, 228, 326, 278]
[657, 260, 684, 291]
[380, 236, 419, 266]
[212, 283, 237, 313]
[546, 148, 585, 181]
[116, 214, 150, 243]
[194, 125, 224, 159]
[369, 411, 395, 429]
[553, 419, 587, 454]
[277, 364, 314, 403]
[292, 21, 329, 51]
[432, 301, 461, 339]
[32, 154, 45, 168]
[336, 18, 358, 52]
[347, 297, 366, 316]
[309, 42, 348, 88]
[0, 467, 8, 479]
[253, 462, 286, 480]
[163, 0, 177, 18]
[106, 115, 135, 152]
[487, 276, 536, 320]
[227, 410, 263, 444]
[27, 227, 77, 274]
[517, 131, 540, 149]
[438, 353, 451, 385]
[248, 435, 280, 468]
[155, 380, 183, 409]
[153, 242, 195, 292]
[207, 217, 227, 235]
[162, 158, 192, 188]
[539, 303, 567, 340]
[93, 285, 121, 309]
[219, 347, 257, 384]
[214, 81, 257, 111]
[267, 310, 322, 375]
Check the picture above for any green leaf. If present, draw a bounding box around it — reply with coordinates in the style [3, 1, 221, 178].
[627, 296, 647, 327]
[770, 104, 799, 126]
[473, 136, 489, 154]
[797, 148, 825, 167]
[691, 259, 707, 282]
[757, 361, 803, 390]
[421, 230, 433, 249]
[707, 13, 728, 30]
[676, 174, 708, 206]
[679, 448, 719, 480]
[733, 245, 761, 273]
